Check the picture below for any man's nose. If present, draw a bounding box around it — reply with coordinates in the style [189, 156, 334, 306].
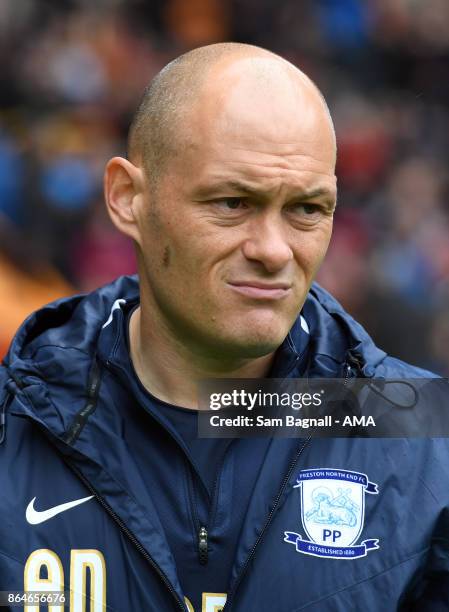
[241, 217, 294, 273]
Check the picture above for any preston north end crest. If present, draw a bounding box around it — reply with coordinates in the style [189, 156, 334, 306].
[284, 468, 380, 560]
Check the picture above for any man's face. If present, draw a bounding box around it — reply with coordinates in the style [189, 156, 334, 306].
[135, 61, 337, 360]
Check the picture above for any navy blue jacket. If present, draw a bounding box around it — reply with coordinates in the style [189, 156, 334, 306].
[1, 275, 448, 611]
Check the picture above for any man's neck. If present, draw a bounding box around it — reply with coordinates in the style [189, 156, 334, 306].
[128, 306, 275, 409]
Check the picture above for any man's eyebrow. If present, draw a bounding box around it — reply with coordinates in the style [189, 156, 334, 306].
[193, 180, 259, 197]
[194, 181, 335, 200]
[301, 187, 334, 200]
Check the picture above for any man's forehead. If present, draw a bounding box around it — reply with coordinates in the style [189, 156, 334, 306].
[180, 58, 335, 164]
[173, 133, 337, 204]
[180, 110, 336, 181]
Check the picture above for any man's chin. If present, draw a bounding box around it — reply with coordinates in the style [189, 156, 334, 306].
[215, 329, 288, 360]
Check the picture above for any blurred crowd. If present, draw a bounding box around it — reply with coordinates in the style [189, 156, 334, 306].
[0, 0, 448, 374]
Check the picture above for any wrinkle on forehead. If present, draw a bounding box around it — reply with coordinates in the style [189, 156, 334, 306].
[192, 164, 337, 203]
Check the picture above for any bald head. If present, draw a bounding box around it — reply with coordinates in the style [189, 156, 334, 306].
[127, 43, 335, 186]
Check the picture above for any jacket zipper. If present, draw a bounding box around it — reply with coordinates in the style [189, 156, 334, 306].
[198, 527, 208, 565]
[343, 364, 352, 388]
[344, 351, 364, 386]
[222, 437, 311, 611]
[65, 460, 187, 612]
[186, 442, 233, 566]
[186, 464, 209, 565]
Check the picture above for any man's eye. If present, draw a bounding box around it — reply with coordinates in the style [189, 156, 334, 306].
[289, 203, 323, 216]
[214, 198, 247, 211]
[303, 204, 320, 214]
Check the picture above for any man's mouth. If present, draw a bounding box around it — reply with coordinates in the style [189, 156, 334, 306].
[227, 281, 292, 300]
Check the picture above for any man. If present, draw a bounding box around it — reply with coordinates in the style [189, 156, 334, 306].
[0, 43, 448, 611]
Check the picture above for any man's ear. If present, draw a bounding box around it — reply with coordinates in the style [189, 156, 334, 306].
[104, 157, 147, 245]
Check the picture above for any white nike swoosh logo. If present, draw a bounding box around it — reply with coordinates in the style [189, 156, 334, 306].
[26, 495, 94, 525]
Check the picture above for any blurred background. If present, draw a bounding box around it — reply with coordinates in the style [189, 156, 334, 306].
[0, 0, 448, 374]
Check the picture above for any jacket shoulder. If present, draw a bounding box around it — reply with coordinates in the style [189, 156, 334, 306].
[307, 284, 441, 378]
[376, 355, 440, 378]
